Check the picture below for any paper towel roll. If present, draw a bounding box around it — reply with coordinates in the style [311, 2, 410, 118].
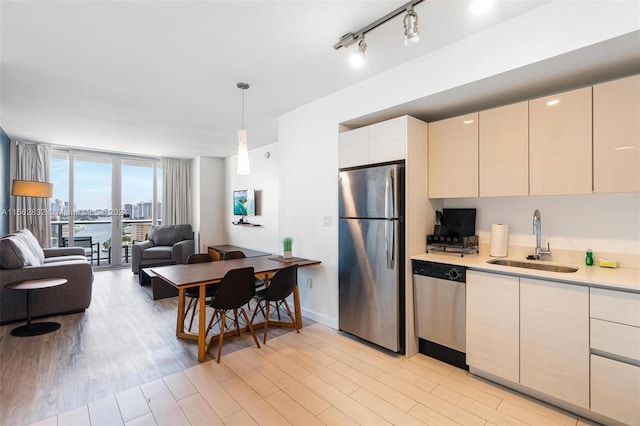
[490, 223, 509, 257]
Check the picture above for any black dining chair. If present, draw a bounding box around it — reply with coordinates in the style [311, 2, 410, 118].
[250, 264, 299, 343]
[222, 251, 265, 309]
[184, 253, 216, 332]
[205, 267, 261, 363]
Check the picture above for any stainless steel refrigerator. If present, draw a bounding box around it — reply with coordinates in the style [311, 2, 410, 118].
[338, 162, 404, 353]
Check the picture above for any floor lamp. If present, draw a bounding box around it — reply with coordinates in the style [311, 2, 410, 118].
[11, 180, 53, 240]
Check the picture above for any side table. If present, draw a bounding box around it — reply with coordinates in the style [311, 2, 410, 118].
[5, 278, 67, 336]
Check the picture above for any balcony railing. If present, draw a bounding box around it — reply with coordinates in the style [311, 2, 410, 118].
[51, 219, 154, 266]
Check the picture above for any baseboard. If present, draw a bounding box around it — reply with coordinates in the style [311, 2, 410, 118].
[300, 308, 338, 329]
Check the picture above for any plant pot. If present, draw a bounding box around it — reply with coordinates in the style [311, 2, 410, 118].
[283, 250, 292, 259]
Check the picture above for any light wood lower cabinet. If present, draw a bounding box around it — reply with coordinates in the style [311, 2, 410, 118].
[466, 270, 519, 383]
[520, 278, 590, 409]
[591, 355, 640, 425]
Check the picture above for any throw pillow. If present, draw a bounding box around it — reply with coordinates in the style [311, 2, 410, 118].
[17, 229, 46, 264]
[0, 237, 26, 269]
[0, 236, 38, 268]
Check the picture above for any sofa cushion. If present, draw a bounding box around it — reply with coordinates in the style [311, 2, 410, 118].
[148, 224, 192, 246]
[44, 255, 88, 264]
[141, 246, 173, 260]
[0, 236, 39, 268]
[16, 229, 46, 264]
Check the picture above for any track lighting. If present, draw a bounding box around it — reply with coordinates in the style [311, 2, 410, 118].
[333, 1, 423, 65]
[403, 7, 419, 45]
[350, 39, 367, 67]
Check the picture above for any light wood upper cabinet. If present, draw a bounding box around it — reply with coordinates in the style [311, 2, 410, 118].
[369, 117, 406, 164]
[339, 116, 407, 168]
[479, 101, 529, 197]
[466, 271, 519, 383]
[529, 86, 592, 196]
[593, 74, 640, 193]
[428, 112, 478, 198]
[520, 277, 590, 409]
[339, 126, 369, 168]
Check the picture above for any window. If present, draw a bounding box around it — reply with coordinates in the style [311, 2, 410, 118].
[50, 149, 161, 266]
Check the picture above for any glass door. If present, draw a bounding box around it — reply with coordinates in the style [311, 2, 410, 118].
[73, 154, 112, 265]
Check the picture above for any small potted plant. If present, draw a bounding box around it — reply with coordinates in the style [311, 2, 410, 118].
[282, 237, 294, 259]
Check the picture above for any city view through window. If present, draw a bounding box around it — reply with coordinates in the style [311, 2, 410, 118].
[50, 152, 162, 265]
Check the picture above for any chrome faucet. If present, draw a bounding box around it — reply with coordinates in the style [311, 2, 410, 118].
[533, 209, 551, 260]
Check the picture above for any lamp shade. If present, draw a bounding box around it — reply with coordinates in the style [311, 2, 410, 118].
[237, 130, 251, 175]
[11, 180, 54, 198]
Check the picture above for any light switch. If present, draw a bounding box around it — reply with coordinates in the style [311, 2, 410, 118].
[322, 216, 332, 227]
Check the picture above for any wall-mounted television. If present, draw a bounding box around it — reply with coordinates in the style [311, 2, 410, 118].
[233, 189, 255, 217]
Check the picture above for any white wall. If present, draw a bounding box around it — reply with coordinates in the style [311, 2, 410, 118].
[278, 1, 640, 328]
[192, 156, 226, 253]
[225, 142, 280, 254]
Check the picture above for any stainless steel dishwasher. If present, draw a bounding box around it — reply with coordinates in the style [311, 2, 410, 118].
[412, 259, 467, 369]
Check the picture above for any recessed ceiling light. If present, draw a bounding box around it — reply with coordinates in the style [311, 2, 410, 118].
[464, 120, 474, 124]
[471, 0, 495, 14]
[546, 99, 560, 106]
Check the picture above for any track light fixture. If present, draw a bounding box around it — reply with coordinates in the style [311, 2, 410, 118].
[333, 0, 423, 66]
[403, 6, 419, 45]
[350, 39, 367, 67]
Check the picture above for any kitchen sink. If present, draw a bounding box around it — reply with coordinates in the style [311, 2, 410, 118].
[487, 259, 578, 273]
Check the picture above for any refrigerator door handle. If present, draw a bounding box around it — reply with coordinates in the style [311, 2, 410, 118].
[385, 168, 395, 269]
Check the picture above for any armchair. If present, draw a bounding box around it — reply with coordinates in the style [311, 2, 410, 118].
[131, 224, 195, 276]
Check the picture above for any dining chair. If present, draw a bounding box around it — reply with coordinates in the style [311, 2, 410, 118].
[205, 267, 261, 362]
[222, 250, 265, 309]
[250, 264, 299, 343]
[184, 253, 216, 332]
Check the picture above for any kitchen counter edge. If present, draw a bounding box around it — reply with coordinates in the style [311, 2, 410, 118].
[411, 252, 640, 293]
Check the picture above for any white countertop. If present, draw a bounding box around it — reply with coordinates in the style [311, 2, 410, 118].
[411, 252, 640, 293]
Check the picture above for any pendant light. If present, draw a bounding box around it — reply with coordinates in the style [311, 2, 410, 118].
[236, 82, 251, 175]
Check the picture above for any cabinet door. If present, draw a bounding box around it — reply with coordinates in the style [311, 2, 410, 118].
[466, 271, 519, 383]
[591, 355, 640, 425]
[593, 74, 640, 193]
[520, 278, 589, 408]
[339, 126, 369, 168]
[428, 113, 478, 198]
[529, 87, 592, 195]
[479, 101, 529, 197]
[369, 116, 406, 163]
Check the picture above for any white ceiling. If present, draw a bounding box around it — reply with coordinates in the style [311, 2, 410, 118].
[1, 1, 638, 159]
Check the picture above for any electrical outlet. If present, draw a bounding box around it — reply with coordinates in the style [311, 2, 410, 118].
[322, 216, 332, 227]
[306, 278, 312, 288]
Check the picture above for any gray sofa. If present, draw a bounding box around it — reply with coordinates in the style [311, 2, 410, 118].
[1, 230, 94, 324]
[131, 224, 195, 276]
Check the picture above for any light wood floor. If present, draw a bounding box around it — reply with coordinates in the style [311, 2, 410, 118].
[0, 268, 300, 426]
[2, 269, 596, 426]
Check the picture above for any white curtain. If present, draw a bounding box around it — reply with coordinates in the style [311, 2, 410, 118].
[162, 158, 192, 225]
[15, 141, 52, 247]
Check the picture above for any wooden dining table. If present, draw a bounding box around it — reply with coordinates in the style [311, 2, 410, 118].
[151, 255, 321, 361]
